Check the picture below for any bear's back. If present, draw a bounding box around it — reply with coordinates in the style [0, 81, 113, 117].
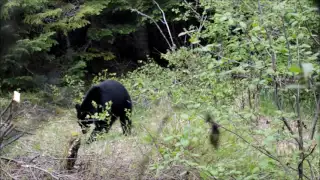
[97, 80, 132, 114]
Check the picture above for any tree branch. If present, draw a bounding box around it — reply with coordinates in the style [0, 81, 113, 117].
[0, 157, 60, 180]
[22, 164, 59, 180]
[0, 133, 26, 151]
[310, 96, 320, 140]
[131, 9, 173, 50]
[152, 0, 176, 50]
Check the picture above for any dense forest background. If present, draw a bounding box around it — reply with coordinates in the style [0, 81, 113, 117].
[0, 0, 320, 179]
[0, 0, 200, 91]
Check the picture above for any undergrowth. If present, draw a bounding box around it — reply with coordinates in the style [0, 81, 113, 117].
[1, 0, 320, 179]
[0, 60, 319, 179]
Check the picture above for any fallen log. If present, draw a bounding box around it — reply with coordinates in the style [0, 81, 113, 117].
[62, 134, 81, 170]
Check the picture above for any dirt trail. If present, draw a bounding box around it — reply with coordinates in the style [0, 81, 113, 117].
[1, 98, 174, 180]
[0, 111, 152, 180]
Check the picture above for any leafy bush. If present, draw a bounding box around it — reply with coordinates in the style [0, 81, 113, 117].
[101, 0, 319, 178]
[1, 0, 319, 179]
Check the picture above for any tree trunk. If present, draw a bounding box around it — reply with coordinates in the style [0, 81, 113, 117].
[133, 26, 150, 60]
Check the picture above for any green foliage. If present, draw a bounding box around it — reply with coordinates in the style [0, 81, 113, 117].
[88, 28, 113, 41]
[100, 0, 319, 178]
[0, 0, 186, 91]
[1, 32, 58, 89]
[14, 32, 57, 53]
[40, 74, 86, 107]
[79, 49, 115, 62]
[1, 0, 319, 178]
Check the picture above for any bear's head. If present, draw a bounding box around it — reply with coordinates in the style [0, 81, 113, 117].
[75, 104, 96, 120]
[75, 103, 97, 133]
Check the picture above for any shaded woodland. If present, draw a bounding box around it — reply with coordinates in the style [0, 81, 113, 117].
[0, 0, 202, 91]
[0, 0, 320, 179]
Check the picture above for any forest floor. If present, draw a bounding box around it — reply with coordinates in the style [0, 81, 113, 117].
[1, 92, 318, 180]
[0, 96, 180, 180]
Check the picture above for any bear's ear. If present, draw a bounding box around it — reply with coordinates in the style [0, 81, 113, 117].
[75, 104, 81, 111]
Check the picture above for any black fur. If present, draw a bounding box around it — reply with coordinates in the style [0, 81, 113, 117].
[75, 80, 132, 138]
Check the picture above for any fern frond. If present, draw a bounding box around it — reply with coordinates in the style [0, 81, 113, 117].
[24, 8, 63, 25]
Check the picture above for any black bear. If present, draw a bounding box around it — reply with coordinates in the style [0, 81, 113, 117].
[75, 80, 132, 138]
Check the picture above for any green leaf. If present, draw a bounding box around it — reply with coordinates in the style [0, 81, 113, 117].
[180, 139, 189, 147]
[194, 103, 201, 108]
[252, 26, 261, 31]
[208, 63, 214, 69]
[300, 44, 311, 48]
[220, 15, 228, 22]
[239, 21, 247, 30]
[297, 33, 304, 39]
[201, 44, 214, 52]
[189, 36, 200, 44]
[289, 65, 302, 73]
[248, 84, 256, 91]
[251, 36, 259, 42]
[266, 68, 275, 74]
[304, 51, 313, 55]
[164, 136, 175, 142]
[181, 113, 189, 119]
[278, 36, 286, 42]
[252, 21, 259, 27]
[291, 21, 298, 27]
[251, 167, 260, 173]
[192, 137, 199, 142]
